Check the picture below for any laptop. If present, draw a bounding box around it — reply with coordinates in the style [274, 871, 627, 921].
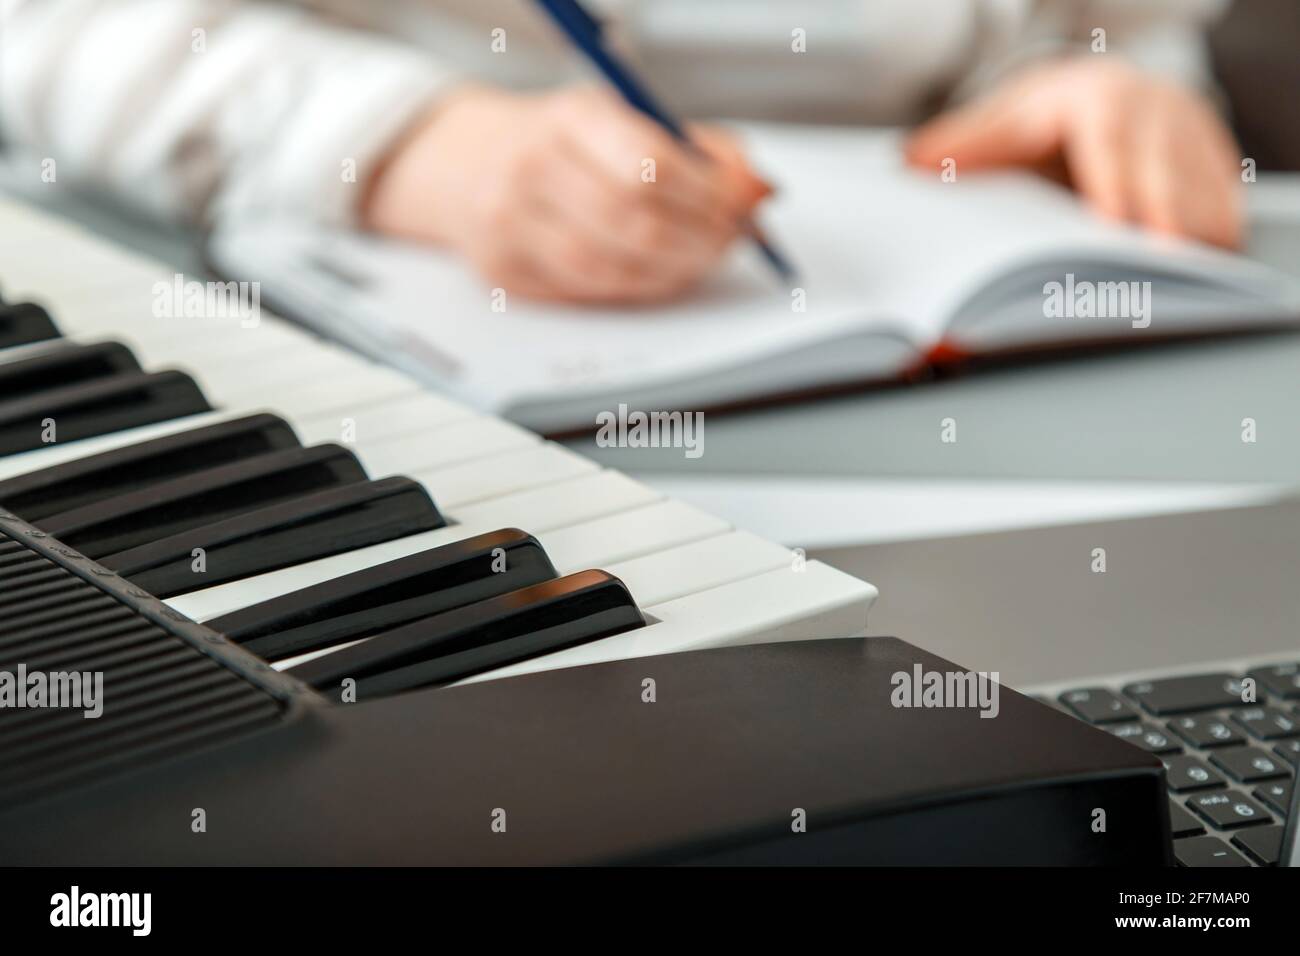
[815, 493, 1300, 865]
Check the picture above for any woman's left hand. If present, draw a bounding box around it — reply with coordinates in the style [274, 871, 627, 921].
[905, 58, 1245, 249]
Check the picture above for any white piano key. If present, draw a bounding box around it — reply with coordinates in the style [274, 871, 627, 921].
[273, 637, 368, 671]
[597, 530, 792, 607]
[409, 442, 596, 508]
[353, 415, 539, 476]
[0, 323, 308, 392]
[293, 392, 473, 446]
[167, 470, 661, 621]
[0, 337, 69, 366]
[0, 266, 150, 300]
[26, 287, 255, 341]
[641, 560, 875, 643]
[542, 499, 730, 572]
[64, 303, 287, 346]
[460, 561, 877, 684]
[109, 321, 311, 366]
[195, 344, 369, 405]
[81, 321, 279, 358]
[0, 250, 172, 303]
[448, 469, 656, 531]
[0, 208, 90, 248]
[14, 265, 308, 351]
[217, 361, 423, 421]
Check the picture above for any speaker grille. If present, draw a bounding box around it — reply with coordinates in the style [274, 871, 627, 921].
[0, 517, 302, 809]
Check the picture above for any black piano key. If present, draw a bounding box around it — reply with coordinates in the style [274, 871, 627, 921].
[0, 302, 60, 349]
[0, 370, 210, 456]
[212, 528, 557, 662]
[104, 476, 444, 597]
[0, 413, 300, 521]
[0, 341, 139, 402]
[39, 443, 366, 558]
[1123, 673, 1248, 716]
[289, 569, 645, 694]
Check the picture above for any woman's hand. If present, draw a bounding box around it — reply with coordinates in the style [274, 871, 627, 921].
[905, 59, 1244, 249]
[364, 86, 770, 304]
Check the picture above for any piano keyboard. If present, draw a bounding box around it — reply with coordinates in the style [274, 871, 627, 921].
[0, 196, 876, 702]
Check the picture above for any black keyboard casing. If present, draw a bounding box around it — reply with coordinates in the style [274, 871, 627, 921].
[2, 612, 1171, 864]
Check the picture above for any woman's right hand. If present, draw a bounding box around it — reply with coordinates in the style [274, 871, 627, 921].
[364, 86, 772, 304]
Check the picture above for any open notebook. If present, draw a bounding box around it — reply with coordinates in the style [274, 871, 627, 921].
[208, 124, 1300, 433]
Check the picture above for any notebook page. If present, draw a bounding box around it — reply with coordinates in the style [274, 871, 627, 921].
[212, 123, 1282, 417]
[291, 193, 913, 413]
[211, 126, 1020, 412]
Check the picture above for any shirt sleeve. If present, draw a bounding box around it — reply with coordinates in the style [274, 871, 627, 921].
[950, 0, 1230, 104]
[0, 0, 455, 226]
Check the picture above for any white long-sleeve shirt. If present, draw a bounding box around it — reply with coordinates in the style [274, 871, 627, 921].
[0, 0, 1226, 228]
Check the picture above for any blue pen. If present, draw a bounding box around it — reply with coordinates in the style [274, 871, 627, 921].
[534, 0, 797, 282]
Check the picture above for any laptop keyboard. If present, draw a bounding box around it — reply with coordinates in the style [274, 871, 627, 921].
[1047, 664, 1299, 866]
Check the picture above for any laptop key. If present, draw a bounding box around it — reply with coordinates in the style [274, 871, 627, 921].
[1109, 722, 1181, 754]
[1274, 739, 1300, 765]
[1245, 663, 1300, 701]
[1174, 836, 1251, 867]
[1168, 713, 1244, 748]
[1162, 754, 1225, 792]
[1186, 791, 1271, 830]
[1124, 673, 1248, 715]
[1230, 706, 1300, 741]
[1253, 780, 1293, 816]
[1209, 746, 1291, 783]
[1231, 825, 1284, 866]
[1168, 799, 1205, 838]
[1059, 687, 1138, 724]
